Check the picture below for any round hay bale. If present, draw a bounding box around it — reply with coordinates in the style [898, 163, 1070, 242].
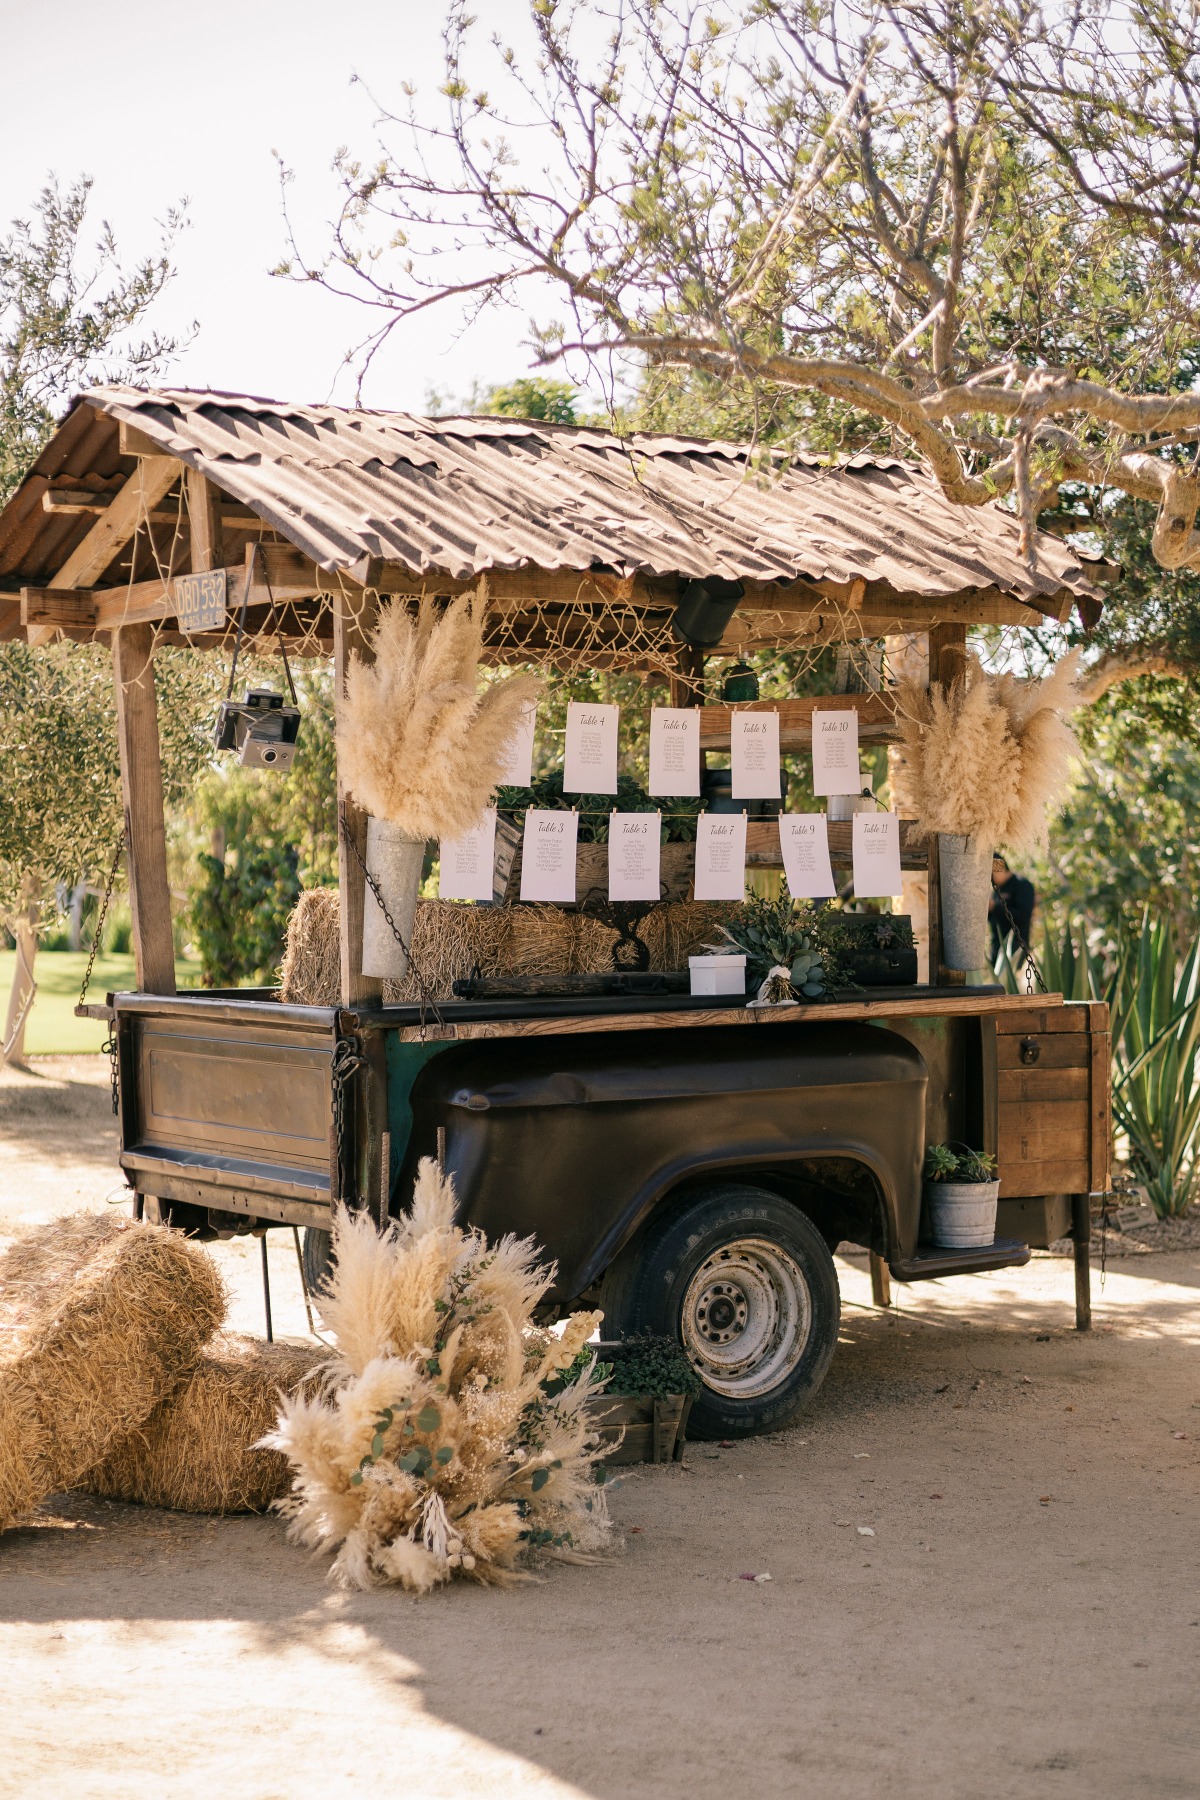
[279, 887, 341, 1006]
[86, 1333, 327, 1514]
[0, 1215, 226, 1532]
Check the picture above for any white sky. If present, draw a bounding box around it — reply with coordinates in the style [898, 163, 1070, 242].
[0, 0, 549, 411]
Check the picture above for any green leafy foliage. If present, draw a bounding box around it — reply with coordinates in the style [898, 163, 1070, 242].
[0, 176, 184, 503]
[186, 836, 300, 989]
[605, 1332, 702, 1400]
[0, 644, 218, 929]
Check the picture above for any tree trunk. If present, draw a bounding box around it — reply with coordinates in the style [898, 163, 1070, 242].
[3, 887, 39, 1067]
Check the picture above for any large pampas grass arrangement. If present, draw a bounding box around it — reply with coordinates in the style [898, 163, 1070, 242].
[339, 594, 540, 840]
[263, 1160, 614, 1593]
[893, 652, 1081, 852]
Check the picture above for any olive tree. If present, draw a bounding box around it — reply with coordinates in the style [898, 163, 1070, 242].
[0, 177, 189, 1060]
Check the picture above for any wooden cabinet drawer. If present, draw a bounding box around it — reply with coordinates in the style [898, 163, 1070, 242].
[991, 1003, 1110, 1199]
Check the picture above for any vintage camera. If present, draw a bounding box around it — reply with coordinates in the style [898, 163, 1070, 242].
[214, 688, 301, 770]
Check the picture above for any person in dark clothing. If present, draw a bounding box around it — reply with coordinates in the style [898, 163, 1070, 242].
[989, 854, 1035, 958]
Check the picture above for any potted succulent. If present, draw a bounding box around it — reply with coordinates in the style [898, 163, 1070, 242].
[892, 654, 1080, 972]
[583, 1334, 702, 1465]
[923, 1143, 1000, 1248]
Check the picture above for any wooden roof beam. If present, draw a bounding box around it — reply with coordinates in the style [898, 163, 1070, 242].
[51, 457, 180, 590]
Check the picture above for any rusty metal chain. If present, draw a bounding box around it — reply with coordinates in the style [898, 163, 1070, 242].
[331, 1034, 366, 1205]
[77, 840, 125, 1117]
[77, 839, 124, 1013]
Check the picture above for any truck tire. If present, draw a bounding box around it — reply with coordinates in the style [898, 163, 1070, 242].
[301, 1225, 334, 1300]
[600, 1184, 840, 1439]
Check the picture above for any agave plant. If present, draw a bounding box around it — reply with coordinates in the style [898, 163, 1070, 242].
[996, 914, 1200, 1217]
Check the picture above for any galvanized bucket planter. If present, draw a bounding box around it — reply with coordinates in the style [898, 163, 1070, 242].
[937, 833, 993, 971]
[926, 1178, 1001, 1248]
[362, 817, 425, 979]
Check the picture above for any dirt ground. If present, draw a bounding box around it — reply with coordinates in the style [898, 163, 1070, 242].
[1, 1057, 1198, 1800]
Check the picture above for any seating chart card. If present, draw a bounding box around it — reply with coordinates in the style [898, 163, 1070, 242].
[440, 808, 498, 903]
[564, 702, 619, 794]
[496, 700, 537, 788]
[812, 709, 862, 796]
[778, 814, 837, 899]
[608, 813, 661, 900]
[852, 810, 903, 898]
[693, 812, 748, 901]
[520, 809, 579, 902]
[648, 707, 701, 797]
[730, 711, 782, 800]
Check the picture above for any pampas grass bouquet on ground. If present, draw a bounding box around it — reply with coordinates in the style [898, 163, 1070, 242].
[265, 1159, 614, 1593]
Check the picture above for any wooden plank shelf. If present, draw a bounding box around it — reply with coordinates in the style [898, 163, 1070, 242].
[388, 987, 1065, 1046]
[700, 693, 900, 750]
[747, 817, 928, 868]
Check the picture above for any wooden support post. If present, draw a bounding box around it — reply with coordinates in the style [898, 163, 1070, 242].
[869, 1250, 892, 1309]
[1071, 1192, 1092, 1331]
[333, 586, 383, 1008]
[670, 644, 706, 709]
[112, 624, 176, 994]
[185, 467, 224, 573]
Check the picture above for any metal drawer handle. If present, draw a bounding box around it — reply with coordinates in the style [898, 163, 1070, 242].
[1019, 1037, 1040, 1066]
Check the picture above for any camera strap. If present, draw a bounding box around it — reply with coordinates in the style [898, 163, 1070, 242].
[224, 543, 257, 703]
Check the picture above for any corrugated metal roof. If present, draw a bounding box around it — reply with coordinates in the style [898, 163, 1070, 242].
[0, 386, 1104, 616]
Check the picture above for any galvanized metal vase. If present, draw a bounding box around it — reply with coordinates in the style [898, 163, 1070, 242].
[937, 832, 992, 973]
[362, 817, 425, 980]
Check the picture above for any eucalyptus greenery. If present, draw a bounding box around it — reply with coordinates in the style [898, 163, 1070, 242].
[717, 895, 850, 999]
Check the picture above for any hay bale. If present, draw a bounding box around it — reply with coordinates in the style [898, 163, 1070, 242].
[385, 900, 514, 1003]
[279, 887, 341, 1007]
[86, 1333, 326, 1514]
[278, 886, 743, 1005]
[0, 1214, 226, 1532]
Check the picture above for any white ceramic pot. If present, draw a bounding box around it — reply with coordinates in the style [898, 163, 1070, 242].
[362, 817, 425, 979]
[937, 832, 993, 972]
[926, 1178, 1000, 1249]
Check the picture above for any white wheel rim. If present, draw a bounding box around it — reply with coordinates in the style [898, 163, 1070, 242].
[680, 1236, 812, 1399]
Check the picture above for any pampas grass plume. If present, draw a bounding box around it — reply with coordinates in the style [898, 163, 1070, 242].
[339, 595, 540, 839]
[894, 652, 1081, 853]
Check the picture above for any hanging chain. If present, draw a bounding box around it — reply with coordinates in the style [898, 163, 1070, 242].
[1022, 938, 1049, 996]
[330, 1033, 366, 1204]
[77, 840, 125, 1117]
[341, 820, 444, 1039]
[78, 839, 124, 1012]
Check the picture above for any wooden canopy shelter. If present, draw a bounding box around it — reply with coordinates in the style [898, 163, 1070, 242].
[0, 385, 1107, 1005]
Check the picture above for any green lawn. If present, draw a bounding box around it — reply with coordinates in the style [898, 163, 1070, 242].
[0, 951, 203, 1055]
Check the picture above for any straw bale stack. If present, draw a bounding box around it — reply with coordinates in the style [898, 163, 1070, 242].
[87, 1333, 327, 1514]
[0, 1214, 227, 1531]
[279, 889, 742, 1005]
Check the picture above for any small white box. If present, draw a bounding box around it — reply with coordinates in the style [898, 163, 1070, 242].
[689, 953, 747, 997]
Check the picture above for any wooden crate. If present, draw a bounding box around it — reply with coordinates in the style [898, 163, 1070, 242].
[992, 1002, 1110, 1199]
[585, 1392, 693, 1464]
